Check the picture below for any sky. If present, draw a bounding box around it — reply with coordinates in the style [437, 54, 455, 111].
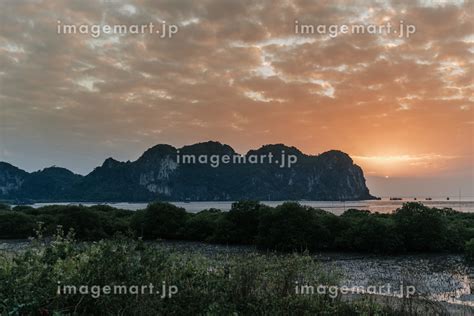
[0, 0, 473, 197]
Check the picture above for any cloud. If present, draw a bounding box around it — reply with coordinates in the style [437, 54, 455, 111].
[0, 0, 472, 179]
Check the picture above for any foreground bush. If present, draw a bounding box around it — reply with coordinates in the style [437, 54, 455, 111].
[0, 232, 401, 315]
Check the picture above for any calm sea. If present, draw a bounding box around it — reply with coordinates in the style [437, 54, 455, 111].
[26, 197, 474, 215]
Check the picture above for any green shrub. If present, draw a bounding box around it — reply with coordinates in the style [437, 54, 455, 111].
[0, 203, 11, 211]
[256, 202, 331, 252]
[213, 201, 267, 244]
[465, 238, 474, 262]
[11, 205, 35, 212]
[0, 232, 401, 315]
[131, 202, 187, 239]
[393, 203, 447, 252]
[54, 206, 107, 240]
[0, 211, 35, 238]
[336, 215, 402, 253]
[183, 208, 222, 241]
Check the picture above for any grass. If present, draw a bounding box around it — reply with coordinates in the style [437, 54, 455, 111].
[0, 226, 408, 315]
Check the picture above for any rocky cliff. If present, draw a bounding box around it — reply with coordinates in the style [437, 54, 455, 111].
[0, 142, 375, 202]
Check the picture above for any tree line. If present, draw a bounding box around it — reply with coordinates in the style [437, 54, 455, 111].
[1, 201, 473, 257]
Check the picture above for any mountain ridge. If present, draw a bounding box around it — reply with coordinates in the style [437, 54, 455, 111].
[0, 141, 375, 202]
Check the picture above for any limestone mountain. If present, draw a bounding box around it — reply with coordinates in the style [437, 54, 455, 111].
[0, 142, 375, 202]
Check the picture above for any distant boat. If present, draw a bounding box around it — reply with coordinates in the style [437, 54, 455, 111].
[447, 197, 450, 200]
[425, 197, 432, 200]
[390, 197, 402, 200]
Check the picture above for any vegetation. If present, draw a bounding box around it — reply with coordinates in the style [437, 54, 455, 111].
[0, 202, 471, 314]
[0, 230, 417, 315]
[465, 238, 474, 262]
[0, 202, 473, 256]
